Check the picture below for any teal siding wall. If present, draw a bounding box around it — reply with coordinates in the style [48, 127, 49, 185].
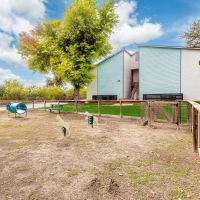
[98, 51, 123, 99]
[139, 47, 181, 99]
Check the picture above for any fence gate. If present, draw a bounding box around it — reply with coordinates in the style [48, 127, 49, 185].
[141, 101, 181, 126]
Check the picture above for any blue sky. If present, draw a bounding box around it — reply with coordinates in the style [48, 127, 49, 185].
[0, 0, 199, 86]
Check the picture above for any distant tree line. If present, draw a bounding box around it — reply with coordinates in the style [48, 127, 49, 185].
[0, 80, 86, 100]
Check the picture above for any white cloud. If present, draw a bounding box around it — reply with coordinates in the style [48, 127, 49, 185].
[165, 16, 199, 45]
[45, 72, 54, 80]
[0, 68, 20, 84]
[12, 17, 34, 36]
[10, 0, 46, 20]
[0, 0, 163, 68]
[110, 0, 163, 50]
[0, 0, 46, 68]
[167, 16, 196, 34]
[0, 32, 26, 67]
[0, 67, 46, 87]
[115, 1, 137, 26]
[0, 67, 43, 87]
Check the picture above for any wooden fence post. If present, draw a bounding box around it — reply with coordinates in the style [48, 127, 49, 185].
[98, 100, 101, 116]
[172, 104, 176, 123]
[189, 104, 193, 131]
[44, 100, 46, 111]
[151, 102, 156, 123]
[76, 101, 78, 113]
[198, 113, 200, 155]
[141, 102, 143, 123]
[187, 102, 190, 125]
[191, 105, 193, 132]
[193, 108, 198, 153]
[120, 100, 122, 118]
[191, 106, 194, 133]
[33, 100, 34, 109]
[148, 102, 151, 126]
[177, 102, 181, 126]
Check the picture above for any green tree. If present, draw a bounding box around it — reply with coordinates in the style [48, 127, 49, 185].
[34, 87, 49, 100]
[66, 89, 74, 100]
[26, 85, 38, 100]
[182, 19, 200, 47]
[80, 88, 87, 99]
[33, 86, 66, 100]
[65, 87, 87, 99]
[47, 86, 66, 100]
[46, 73, 63, 88]
[46, 78, 55, 88]
[18, 0, 118, 109]
[0, 85, 5, 100]
[3, 80, 27, 100]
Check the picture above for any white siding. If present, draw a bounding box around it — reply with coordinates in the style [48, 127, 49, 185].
[123, 51, 132, 98]
[181, 49, 200, 100]
[131, 52, 139, 70]
[87, 69, 97, 100]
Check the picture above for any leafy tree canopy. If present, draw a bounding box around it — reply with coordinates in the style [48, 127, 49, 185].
[46, 73, 63, 88]
[18, 0, 118, 108]
[182, 19, 200, 47]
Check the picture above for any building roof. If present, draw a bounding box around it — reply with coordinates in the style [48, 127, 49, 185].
[95, 49, 137, 65]
[138, 45, 200, 50]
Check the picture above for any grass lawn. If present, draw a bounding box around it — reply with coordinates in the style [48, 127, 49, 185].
[157, 102, 188, 123]
[43, 103, 141, 117]
[42, 102, 189, 123]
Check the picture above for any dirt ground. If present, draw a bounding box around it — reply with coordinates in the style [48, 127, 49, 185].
[0, 110, 200, 200]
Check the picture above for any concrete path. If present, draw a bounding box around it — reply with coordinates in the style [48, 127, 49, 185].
[0, 102, 55, 111]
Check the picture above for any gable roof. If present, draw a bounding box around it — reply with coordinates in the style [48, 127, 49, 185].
[95, 49, 136, 65]
[138, 45, 200, 50]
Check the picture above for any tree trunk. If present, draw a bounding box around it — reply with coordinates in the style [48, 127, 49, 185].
[73, 85, 81, 110]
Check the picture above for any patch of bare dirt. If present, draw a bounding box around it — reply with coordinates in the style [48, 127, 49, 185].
[86, 178, 101, 192]
[0, 110, 199, 200]
[108, 179, 119, 194]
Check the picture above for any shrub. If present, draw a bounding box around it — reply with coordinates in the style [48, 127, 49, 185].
[34, 87, 49, 100]
[0, 85, 5, 100]
[66, 88, 87, 100]
[3, 80, 28, 100]
[80, 88, 87, 99]
[47, 86, 66, 100]
[66, 89, 74, 100]
[0, 80, 85, 100]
